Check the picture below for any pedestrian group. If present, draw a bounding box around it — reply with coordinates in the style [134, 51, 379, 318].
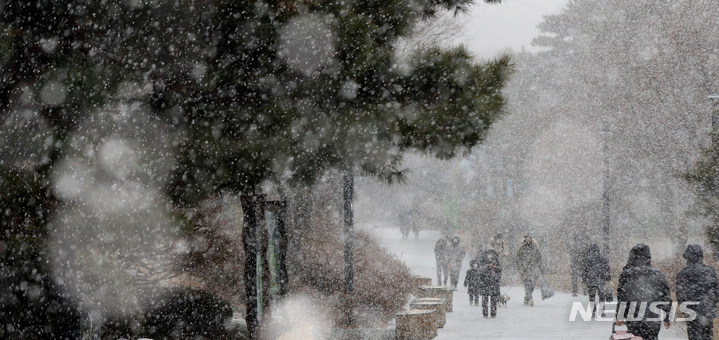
[435, 233, 719, 340]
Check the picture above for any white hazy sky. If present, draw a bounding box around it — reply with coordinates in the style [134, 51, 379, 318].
[461, 0, 570, 60]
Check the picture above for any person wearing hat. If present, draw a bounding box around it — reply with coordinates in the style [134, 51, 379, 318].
[676, 244, 719, 340]
[616, 243, 671, 340]
[516, 234, 542, 306]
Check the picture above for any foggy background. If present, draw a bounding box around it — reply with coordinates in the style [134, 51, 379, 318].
[356, 0, 719, 268]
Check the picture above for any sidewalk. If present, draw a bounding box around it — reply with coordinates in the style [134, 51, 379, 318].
[365, 225, 688, 339]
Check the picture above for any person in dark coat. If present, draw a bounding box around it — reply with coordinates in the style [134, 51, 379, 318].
[478, 248, 502, 318]
[411, 224, 421, 240]
[463, 259, 480, 306]
[400, 224, 410, 240]
[569, 236, 587, 297]
[516, 235, 542, 306]
[447, 235, 466, 290]
[581, 243, 611, 313]
[434, 237, 449, 286]
[675, 244, 719, 340]
[616, 244, 671, 340]
[398, 211, 413, 240]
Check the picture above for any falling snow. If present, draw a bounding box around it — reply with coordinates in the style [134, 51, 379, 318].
[2, 0, 719, 339]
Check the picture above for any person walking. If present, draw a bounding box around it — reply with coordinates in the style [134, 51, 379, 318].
[434, 237, 449, 286]
[411, 223, 421, 240]
[516, 234, 543, 306]
[447, 235, 466, 290]
[581, 243, 610, 314]
[478, 247, 502, 318]
[616, 244, 671, 340]
[569, 236, 587, 297]
[463, 259, 480, 306]
[675, 244, 719, 340]
[400, 224, 410, 240]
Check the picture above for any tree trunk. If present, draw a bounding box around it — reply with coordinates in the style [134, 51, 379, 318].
[275, 201, 289, 299]
[343, 171, 354, 293]
[241, 194, 265, 340]
[287, 186, 311, 279]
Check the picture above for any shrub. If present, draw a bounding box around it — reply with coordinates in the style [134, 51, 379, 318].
[653, 258, 685, 291]
[179, 198, 245, 307]
[174, 195, 414, 330]
[296, 216, 414, 328]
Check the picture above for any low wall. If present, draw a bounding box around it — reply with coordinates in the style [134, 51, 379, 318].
[329, 329, 396, 340]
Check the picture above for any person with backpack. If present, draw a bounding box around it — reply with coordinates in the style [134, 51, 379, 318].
[676, 244, 719, 340]
[616, 244, 671, 340]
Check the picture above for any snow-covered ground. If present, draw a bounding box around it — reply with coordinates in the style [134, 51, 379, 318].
[363, 225, 690, 339]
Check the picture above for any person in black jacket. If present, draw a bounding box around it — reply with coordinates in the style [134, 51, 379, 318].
[581, 243, 611, 314]
[478, 248, 502, 318]
[616, 244, 671, 340]
[676, 244, 719, 340]
[464, 259, 480, 306]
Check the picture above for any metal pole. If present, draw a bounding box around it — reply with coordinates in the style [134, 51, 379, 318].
[241, 194, 264, 340]
[343, 171, 354, 293]
[275, 201, 289, 299]
[707, 95, 719, 260]
[601, 129, 611, 255]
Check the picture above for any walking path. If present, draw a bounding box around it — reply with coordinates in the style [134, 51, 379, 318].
[365, 225, 689, 339]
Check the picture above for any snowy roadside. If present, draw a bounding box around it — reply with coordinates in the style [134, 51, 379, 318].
[364, 225, 689, 339]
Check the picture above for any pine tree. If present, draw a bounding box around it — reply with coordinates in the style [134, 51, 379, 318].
[1, 0, 510, 337]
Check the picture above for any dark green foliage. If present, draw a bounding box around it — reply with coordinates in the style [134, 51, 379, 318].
[0, 237, 84, 340]
[0, 171, 82, 340]
[1, 0, 512, 205]
[397, 48, 511, 159]
[684, 135, 719, 250]
[0, 170, 53, 236]
[96, 287, 236, 340]
[141, 287, 235, 340]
